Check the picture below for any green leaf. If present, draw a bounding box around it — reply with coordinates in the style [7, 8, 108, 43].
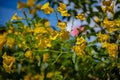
[72, 52, 76, 64]
[114, 11, 120, 19]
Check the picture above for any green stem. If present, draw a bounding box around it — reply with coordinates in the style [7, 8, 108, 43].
[52, 44, 63, 65]
[33, 49, 68, 53]
[54, 9, 59, 21]
[52, 52, 63, 65]
[23, 11, 31, 27]
[71, 13, 74, 31]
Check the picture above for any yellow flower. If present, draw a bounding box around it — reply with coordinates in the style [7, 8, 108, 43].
[76, 14, 85, 20]
[35, 23, 42, 27]
[108, 44, 118, 58]
[29, 8, 37, 15]
[26, 0, 35, 7]
[0, 33, 7, 50]
[6, 38, 15, 48]
[108, 28, 120, 33]
[97, 32, 109, 42]
[117, 63, 120, 70]
[57, 3, 66, 12]
[102, 18, 120, 33]
[33, 27, 47, 35]
[36, 4, 42, 9]
[25, 50, 32, 58]
[102, 0, 114, 13]
[43, 53, 50, 62]
[24, 27, 34, 33]
[102, 41, 108, 48]
[59, 30, 69, 41]
[119, 34, 120, 40]
[41, 2, 54, 14]
[32, 74, 44, 80]
[103, 42, 118, 58]
[102, 18, 115, 28]
[14, 31, 19, 35]
[2, 52, 15, 73]
[102, 0, 112, 6]
[44, 38, 51, 48]
[0, 39, 6, 50]
[7, 26, 14, 34]
[115, 20, 120, 27]
[107, 3, 114, 13]
[102, 6, 107, 13]
[44, 21, 50, 27]
[46, 72, 54, 78]
[24, 73, 32, 80]
[76, 37, 86, 45]
[57, 21, 67, 29]
[72, 45, 85, 56]
[8, 29, 13, 34]
[39, 75, 44, 80]
[45, 27, 53, 34]
[17, 1, 26, 9]
[38, 38, 51, 49]
[11, 13, 22, 21]
[6, 37, 15, 48]
[34, 34, 42, 40]
[61, 10, 70, 17]
[57, 3, 70, 17]
[50, 30, 59, 40]
[94, 16, 100, 23]
[73, 37, 86, 56]
[41, 2, 49, 9]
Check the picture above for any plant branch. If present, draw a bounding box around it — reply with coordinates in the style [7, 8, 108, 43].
[23, 11, 31, 27]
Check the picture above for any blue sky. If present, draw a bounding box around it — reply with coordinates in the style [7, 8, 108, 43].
[0, 0, 100, 42]
[0, 0, 59, 27]
[0, 0, 18, 25]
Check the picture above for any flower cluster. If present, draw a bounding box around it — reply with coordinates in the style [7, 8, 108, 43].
[0, 33, 7, 50]
[72, 37, 86, 56]
[103, 42, 118, 58]
[41, 2, 54, 14]
[102, 0, 114, 13]
[57, 3, 70, 16]
[76, 14, 86, 21]
[102, 18, 120, 33]
[0, 0, 120, 79]
[2, 52, 15, 73]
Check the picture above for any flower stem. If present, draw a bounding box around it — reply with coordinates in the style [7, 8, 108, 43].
[33, 49, 68, 53]
[71, 13, 74, 30]
[54, 9, 59, 21]
[52, 52, 63, 65]
[23, 11, 31, 27]
[52, 44, 63, 65]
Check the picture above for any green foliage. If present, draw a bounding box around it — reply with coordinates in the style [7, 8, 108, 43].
[0, 0, 120, 80]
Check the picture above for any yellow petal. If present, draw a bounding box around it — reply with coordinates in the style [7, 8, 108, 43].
[17, 1, 25, 9]
[41, 2, 49, 10]
[27, 0, 35, 7]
